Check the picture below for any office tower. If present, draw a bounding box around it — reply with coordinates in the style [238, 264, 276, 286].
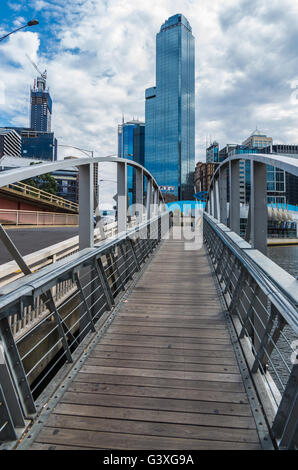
[30, 72, 52, 132]
[4, 127, 57, 161]
[118, 119, 145, 206]
[21, 130, 57, 161]
[0, 128, 21, 158]
[145, 14, 195, 201]
[194, 162, 216, 193]
[241, 129, 285, 204]
[118, 119, 145, 165]
[206, 142, 220, 163]
[217, 130, 286, 204]
[261, 144, 298, 205]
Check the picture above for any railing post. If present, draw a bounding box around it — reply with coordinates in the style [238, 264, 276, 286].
[0, 385, 18, 441]
[117, 161, 127, 234]
[272, 364, 298, 449]
[0, 318, 36, 418]
[135, 167, 144, 223]
[229, 159, 240, 235]
[0, 343, 26, 430]
[250, 160, 267, 255]
[79, 163, 94, 250]
[95, 256, 115, 310]
[219, 167, 228, 225]
[214, 178, 220, 221]
[146, 177, 153, 220]
[210, 187, 214, 217]
[152, 186, 158, 216]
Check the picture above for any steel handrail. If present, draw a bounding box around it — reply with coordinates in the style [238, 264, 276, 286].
[204, 213, 298, 334]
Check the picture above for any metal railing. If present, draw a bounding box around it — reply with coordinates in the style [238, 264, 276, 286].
[0, 220, 121, 288]
[1, 181, 79, 213]
[0, 218, 140, 342]
[204, 213, 298, 450]
[0, 211, 169, 443]
[0, 209, 78, 226]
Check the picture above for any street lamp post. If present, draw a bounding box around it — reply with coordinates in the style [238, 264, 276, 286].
[53, 143, 94, 159]
[0, 20, 39, 43]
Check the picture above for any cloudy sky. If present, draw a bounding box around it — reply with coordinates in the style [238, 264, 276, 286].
[1, 0, 298, 183]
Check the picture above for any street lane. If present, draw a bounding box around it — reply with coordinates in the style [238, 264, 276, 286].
[0, 227, 78, 265]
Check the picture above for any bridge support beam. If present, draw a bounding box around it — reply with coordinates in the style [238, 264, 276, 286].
[146, 177, 153, 220]
[250, 161, 267, 256]
[229, 160, 240, 235]
[214, 178, 220, 221]
[219, 167, 228, 225]
[79, 163, 94, 250]
[135, 168, 144, 223]
[117, 162, 127, 234]
[209, 188, 214, 218]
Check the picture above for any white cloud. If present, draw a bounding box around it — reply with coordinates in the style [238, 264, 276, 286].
[1, 0, 298, 185]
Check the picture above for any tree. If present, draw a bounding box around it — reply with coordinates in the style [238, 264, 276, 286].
[23, 162, 58, 196]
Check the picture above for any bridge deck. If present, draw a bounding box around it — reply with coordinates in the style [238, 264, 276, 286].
[28, 235, 262, 450]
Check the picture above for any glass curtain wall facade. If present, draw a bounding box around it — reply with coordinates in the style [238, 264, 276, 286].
[21, 131, 57, 161]
[145, 14, 195, 201]
[118, 120, 145, 207]
[206, 142, 219, 163]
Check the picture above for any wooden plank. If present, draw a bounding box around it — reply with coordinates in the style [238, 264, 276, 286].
[85, 356, 240, 374]
[45, 414, 260, 444]
[75, 372, 246, 393]
[69, 380, 248, 404]
[30, 442, 95, 450]
[91, 343, 236, 359]
[34, 426, 260, 450]
[53, 402, 257, 429]
[117, 313, 226, 322]
[99, 333, 232, 347]
[90, 347, 238, 364]
[114, 319, 227, 330]
[106, 325, 230, 339]
[60, 390, 252, 417]
[79, 365, 243, 383]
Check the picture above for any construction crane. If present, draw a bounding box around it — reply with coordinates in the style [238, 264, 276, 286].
[25, 53, 47, 80]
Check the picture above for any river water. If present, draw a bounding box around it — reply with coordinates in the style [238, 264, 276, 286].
[268, 245, 298, 278]
[266, 245, 298, 394]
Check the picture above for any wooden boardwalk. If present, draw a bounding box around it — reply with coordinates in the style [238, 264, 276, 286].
[28, 235, 262, 450]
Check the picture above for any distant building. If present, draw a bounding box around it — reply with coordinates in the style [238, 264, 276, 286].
[118, 119, 145, 206]
[30, 72, 52, 132]
[21, 130, 57, 161]
[242, 128, 272, 150]
[206, 142, 220, 163]
[51, 168, 78, 204]
[218, 144, 237, 162]
[263, 144, 298, 157]
[216, 130, 286, 204]
[4, 127, 57, 162]
[145, 14, 195, 201]
[118, 119, 145, 165]
[241, 130, 285, 204]
[0, 128, 21, 158]
[194, 162, 216, 193]
[261, 144, 298, 206]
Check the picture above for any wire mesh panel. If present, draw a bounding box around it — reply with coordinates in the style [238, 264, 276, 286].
[0, 212, 169, 443]
[203, 213, 298, 449]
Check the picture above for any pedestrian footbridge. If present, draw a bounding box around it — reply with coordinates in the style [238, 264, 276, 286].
[0, 156, 297, 450]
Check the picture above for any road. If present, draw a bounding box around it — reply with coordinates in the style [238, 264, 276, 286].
[0, 227, 78, 265]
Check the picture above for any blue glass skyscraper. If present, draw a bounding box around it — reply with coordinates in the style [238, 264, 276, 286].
[30, 73, 52, 132]
[118, 119, 145, 206]
[145, 14, 195, 201]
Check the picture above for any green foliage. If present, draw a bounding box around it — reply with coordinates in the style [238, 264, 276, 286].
[24, 162, 58, 196]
